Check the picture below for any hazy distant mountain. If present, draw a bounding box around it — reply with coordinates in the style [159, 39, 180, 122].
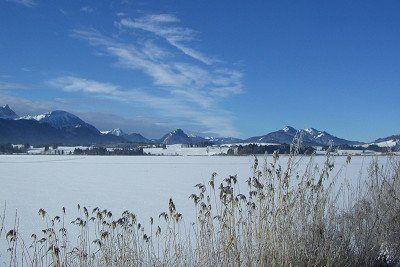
[101, 128, 127, 137]
[375, 134, 400, 143]
[0, 105, 381, 147]
[187, 131, 242, 145]
[245, 126, 298, 144]
[125, 133, 149, 143]
[0, 118, 123, 145]
[159, 129, 206, 145]
[20, 110, 99, 132]
[17, 110, 122, 144]
[205, 136, 243, 144]
[300, 128, 362, 146]
[0, 104, 18, 119]
[159, 129, 191, 145]
[0, 119, 65, 144]
[102, 128, 149, 143]
[371, 134, 400, 148]
[0, 106, 123, 145]
[245, 126, 361, 146]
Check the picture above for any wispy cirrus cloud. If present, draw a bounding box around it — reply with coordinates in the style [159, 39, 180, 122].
[0, 91, 172, 138]
[80, 6, 95, 13]
[48, 76, 117, 94]
[0, 94, 57, 116]
[72, 28, 243, 104]
[0, 82, 30, 90]
[48, 76, 238, 136]
[7, 0, 36, 7]
[119, 14, 216, 65]
[67, 14, 243, 136]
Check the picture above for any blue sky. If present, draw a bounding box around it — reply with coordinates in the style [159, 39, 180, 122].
[0, 0, 399, 141]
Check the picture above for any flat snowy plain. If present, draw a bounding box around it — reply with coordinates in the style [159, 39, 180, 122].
[0, 154, 393, 253]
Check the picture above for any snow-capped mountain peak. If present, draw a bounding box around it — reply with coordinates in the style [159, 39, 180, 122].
[304, 128, 317, 134]
[101, 128, 127, 137]
[159, 129, 206, 145]
[245, 126, 361, 146]
[172, 129, 185, 135]
[19, 110, 98, 132]
[282, 126, 297, 133]
[372, 134, 400, 148]
[302, 128, 326, 138]
[101, 128, 149, 142]
[0, 104, 18, 119]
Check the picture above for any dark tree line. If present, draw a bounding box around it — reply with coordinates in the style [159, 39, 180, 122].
[73, 147, 144, 155]
[0, 143, 29, 154]
[323, 144, 398, 153]
[227, 144, 315, 156]
[184, 141, 214, 148]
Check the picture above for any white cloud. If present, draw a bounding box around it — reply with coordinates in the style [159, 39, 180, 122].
[119, 14, 216, 65]
[7, 0, 35, 7]
[73, 111, 172, 139]
[80, 6, 94, 13]
[72, 28, 242, 101]
[69, 14, 243, 136]
[49, 76, 238, 137]
[0, 92, 173, 138]
[0, 94, 56, 116]
[48, 76, 118, 94]
[0, 82, 29, 90]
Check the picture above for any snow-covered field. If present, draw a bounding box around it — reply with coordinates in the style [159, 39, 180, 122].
[0, 154, 394, 252]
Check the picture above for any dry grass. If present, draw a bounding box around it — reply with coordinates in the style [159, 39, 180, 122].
[1, 144, 399, 266]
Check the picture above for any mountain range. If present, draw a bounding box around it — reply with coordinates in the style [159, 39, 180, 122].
[0, 104, 398, 147]
[244, 126, 362, 146]
[0, 106, 123, 144]
[101, 128, 149, 143]
[0, 104, 18, 119]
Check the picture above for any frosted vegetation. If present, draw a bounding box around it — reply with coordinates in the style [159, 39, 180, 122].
[0, 145, 399, 266]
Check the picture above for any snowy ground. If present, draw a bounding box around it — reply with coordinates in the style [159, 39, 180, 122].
[0, 154, 395, 254]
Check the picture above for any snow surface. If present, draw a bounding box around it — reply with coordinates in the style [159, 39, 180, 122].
[0, 155, 394, 254]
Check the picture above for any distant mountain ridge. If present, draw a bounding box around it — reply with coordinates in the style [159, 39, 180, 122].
[375, 134, 400, 143]
[0, 119, 65, 144]
[0, 118, 123, 144]
[101, 128, 126, 137]
[159, 129, 199, 145]
[0, 104, 396, 147]
[246, 126, 297, 144]
[0, 106, 122, 145]
[205, 136, 243, 144]
[20, 110, 99, 132]
[245, 126, 362, 146]
[0, 105, 18, 119]
[155, 127, 363, 146]
[370, 134, 400, 149]
[300, 127, 362, 146]
[102, 128, 149, 143]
